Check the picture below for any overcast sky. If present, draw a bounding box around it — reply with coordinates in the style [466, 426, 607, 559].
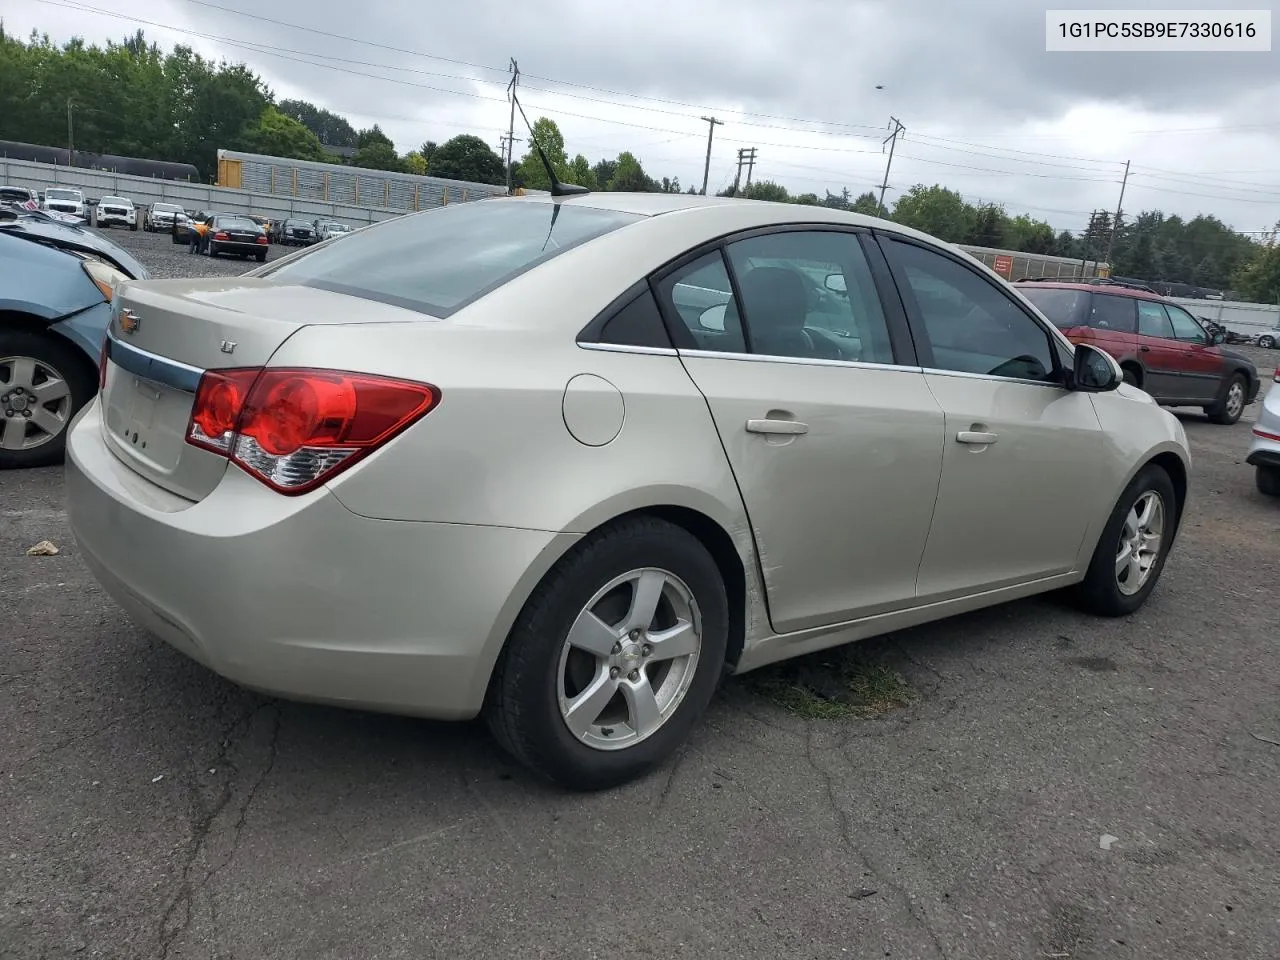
[6, 0, 1279, 237]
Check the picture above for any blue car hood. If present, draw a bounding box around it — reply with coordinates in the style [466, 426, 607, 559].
[0, 215, 149, 280]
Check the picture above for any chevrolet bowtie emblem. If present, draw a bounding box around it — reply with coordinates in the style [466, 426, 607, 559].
[120, 308, 141, 334]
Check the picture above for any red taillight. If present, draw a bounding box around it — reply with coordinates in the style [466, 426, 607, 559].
[213, 232, 229, 241]
[98, 336, 109, 390]
[1273, 366, 1279, 383]
[185, 368, 439, 494]
[256, 235, 267, 244]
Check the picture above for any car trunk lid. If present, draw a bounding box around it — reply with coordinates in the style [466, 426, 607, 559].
[100, 278, 427, 501]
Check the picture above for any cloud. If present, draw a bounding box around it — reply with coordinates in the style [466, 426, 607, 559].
[7, 0, 1280, 234]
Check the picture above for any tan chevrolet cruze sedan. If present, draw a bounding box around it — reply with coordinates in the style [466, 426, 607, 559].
[66, 193, 1191, 790]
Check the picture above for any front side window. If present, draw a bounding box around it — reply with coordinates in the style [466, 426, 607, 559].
[1136, 301, 1175, 339]
[261, 201, 642, 318]
[724, 230, 895, 364]
[883, 238, 1058, 382]
[1165, 304, 1210, 343]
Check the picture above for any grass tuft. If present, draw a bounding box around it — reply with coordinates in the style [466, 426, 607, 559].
[742, 650, 916, 719]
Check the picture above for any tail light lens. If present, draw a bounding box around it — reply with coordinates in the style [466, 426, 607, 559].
[186, 368, 439, 494]
[1273, 366, 1279, 383]
[256, 235, 268, 245]
[213, 232, 229, 241]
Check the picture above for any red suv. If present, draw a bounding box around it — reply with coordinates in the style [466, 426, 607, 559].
[1016, 280, 1260, 425]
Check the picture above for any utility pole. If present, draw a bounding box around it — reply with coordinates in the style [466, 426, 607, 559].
[699, 116, 723, 196]
[877, 116, 904, 214]
[733, 147, 757, 196]
[1102, 159, 1130, 270]
[66, 98, 74, 159]
[504, 58, 519, 194]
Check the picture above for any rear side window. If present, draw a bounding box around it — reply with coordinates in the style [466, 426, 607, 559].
[261, 201, 643, 318]
[1088, 294, 1137, 333]
[1016, 287, 1088, 329]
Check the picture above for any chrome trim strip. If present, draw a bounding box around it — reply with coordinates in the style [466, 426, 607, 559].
[677, 347, 924, 374]
[105, 333, 205, 393]
[576, 342, 680, 357]
[919, 366, 1068, 390]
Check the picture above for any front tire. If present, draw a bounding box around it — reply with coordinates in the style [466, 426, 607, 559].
[485, 516, 729, 791]
[1258, 465, 1280, 497]
[1206, 373, 1246, 425]
[1075, 463, 1178, 617]
[0, 331, 96, 469]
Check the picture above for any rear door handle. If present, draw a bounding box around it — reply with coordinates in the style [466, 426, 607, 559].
[746, 419, 809, 435]
[1140, 346, 1150, 352]
[956, 431, 998, 445]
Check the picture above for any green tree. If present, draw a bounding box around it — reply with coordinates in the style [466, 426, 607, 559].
[238, 106, 327, 161]
[967, 203, 1007, 248]
[518, 117, 569, 190]
[427, 134, 505, 184]
[743, 180, 790, 202]
[851, 191, 884, 216]
[608, 151, 653, 191]
[403, 151, 428, 175]
[891, 185, 975, 243]
[567, 154, 598, 190]
[1231, 230, 1280, 303]
[277, 98, 357, 147]
[351, 126, 404, 171]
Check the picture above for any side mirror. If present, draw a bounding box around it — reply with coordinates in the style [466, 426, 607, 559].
[699, 303, 727, 331]
[1071, 344, 1122, 392]
[1212, 331, 1225, 345]
[824, 273, 848, 294]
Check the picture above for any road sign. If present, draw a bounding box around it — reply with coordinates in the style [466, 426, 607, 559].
[993, 254, 1013, 278]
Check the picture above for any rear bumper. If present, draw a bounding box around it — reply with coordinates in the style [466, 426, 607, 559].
[66, 399, 575, 719]
[1246, 387, 1280, 467]
[210, 240, 266, 253]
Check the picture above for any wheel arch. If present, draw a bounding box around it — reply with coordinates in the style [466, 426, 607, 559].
[476, 496, 759, 715]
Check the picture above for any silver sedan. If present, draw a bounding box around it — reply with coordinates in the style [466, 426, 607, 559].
[66, 193, 1191, 789]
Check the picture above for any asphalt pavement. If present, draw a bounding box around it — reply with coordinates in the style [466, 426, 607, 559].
[2, 236, 1278, 959]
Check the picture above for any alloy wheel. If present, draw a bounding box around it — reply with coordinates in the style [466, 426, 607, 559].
[1225, 381, 1245, 420]
[1115, 490, 1165, 596]
[557, 568, 703, 751]
[0, 355, 73, 452]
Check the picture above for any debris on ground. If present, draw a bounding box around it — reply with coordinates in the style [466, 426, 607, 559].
[25, 540, 59, 556]
[1099, 834, 1119, 851]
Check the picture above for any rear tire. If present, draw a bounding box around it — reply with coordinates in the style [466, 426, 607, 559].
[255, 251, 267, 262]
[485, 516, 729, 791]
[1259, 335, 1276, 349]
[1258, 466, 1280, 497]
[1121, 365, 1140, 387]
[1074, 463, 1178, 617]
[1206, 373, 1246, 425]
[0, 330, 97, 470]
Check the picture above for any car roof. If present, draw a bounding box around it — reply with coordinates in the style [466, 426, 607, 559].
[1016, 280, 1168, 303]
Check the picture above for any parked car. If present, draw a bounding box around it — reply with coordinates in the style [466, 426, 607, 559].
[1246, 365, 1280, 497]
[1017, 280, 1259, 424]
[315, 220, 353, 242]
[248, 214, 275, 240]
[275, 217, 317, 246]
[1253, 330, 1278, 350]
[41, 186, 87, 221]
[66, 194, 1191, 790]
[170, 209, 209, 245]
[0, 205, 147, 468]
[0, 185, 40, 210]
[95, 195, 138, 230]
[145, 202, 188, 232]
[198, 213, 269, 261]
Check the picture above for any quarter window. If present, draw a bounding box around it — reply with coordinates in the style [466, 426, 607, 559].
[1136, 301, 1175, 339]
[655, 252, 746, 353]
[883, 238, 1058, 383]
[723, 230, 895, 364]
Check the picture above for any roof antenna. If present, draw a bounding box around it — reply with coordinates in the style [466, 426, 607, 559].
[510, 88, 589, 197]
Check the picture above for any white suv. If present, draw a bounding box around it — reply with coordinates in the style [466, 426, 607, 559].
[95, 195, 138, 230]
[42, 187, 87, 220]
[145, 202, 187, 232]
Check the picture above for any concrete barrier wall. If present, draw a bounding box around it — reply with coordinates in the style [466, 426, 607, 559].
[0, 156, 482, 226]
[1169, 297, 1280, 333]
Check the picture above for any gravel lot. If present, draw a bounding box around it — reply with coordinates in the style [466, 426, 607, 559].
[3, 240, 1279, 959]
[96, 223, 294, 278]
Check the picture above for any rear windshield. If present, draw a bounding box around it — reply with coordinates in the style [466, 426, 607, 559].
[259, 200, 644, 318]
[1018, 287, 1089, 328]
[216, 217, 258, 230]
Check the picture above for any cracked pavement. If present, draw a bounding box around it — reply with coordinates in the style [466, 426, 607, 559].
[3, 360, 1278, 959]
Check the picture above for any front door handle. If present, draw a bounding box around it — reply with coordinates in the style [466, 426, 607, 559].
[956, 430, 998, 445]
[746, 418, 809, 435]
